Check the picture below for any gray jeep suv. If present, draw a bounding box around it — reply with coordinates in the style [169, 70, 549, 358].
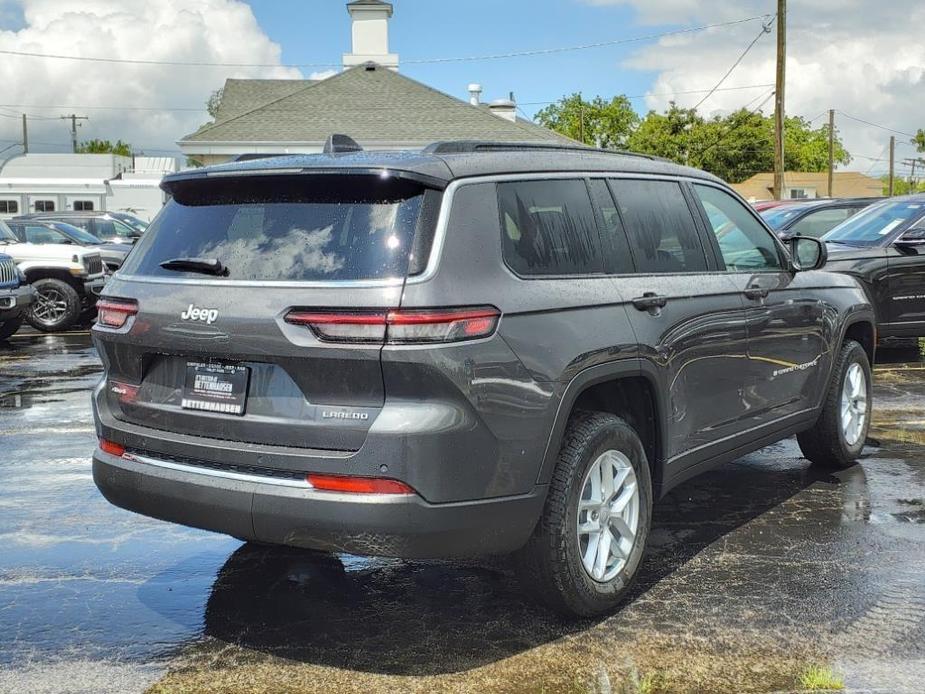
[91, 141, 875, 616]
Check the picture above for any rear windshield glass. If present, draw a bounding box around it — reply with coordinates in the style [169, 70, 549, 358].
[121, 174, 428, 281]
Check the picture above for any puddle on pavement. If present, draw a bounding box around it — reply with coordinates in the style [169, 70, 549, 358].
[2, 336, 924, 694]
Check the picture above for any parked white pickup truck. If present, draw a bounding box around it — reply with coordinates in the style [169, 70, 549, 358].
[0, 219, 106, 332]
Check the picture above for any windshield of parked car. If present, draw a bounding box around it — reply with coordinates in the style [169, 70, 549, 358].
[0, 220, 17, 242]
[113, 214, 148, 232]
[760, 205, 810, 229]
[823, 200, 925, 246]
[50, 222, 104, 245]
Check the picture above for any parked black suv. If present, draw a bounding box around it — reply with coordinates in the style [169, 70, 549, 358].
[822, 194, 925, 340]
[91, 141, 875, 616]
[760, 197, 878, 240]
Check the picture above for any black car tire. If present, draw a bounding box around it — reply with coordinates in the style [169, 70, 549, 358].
[26, 278, 82, 333]
[515, 411, 652, 617]
[797, 339, 872, 469]
[0, 317, 23, 340]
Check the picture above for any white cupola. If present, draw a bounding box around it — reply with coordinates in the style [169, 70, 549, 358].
[343, 0, 399, 71]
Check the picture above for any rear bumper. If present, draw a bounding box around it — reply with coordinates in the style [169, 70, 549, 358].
[0, 284, 32, 320]
[92, 447, 545, 558]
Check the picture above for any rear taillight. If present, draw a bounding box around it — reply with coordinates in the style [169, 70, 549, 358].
[99, 439, 126, 457]
[306, 474, 415, 495]
[97, 298, 138, 329]
[285, 306, 500, 344]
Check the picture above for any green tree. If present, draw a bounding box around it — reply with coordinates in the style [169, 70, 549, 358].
[76, 139, 133, 157]
[785, 116, 851, 171]
[626, 103, 704, 164]
[535, 93, 639, 149]
[206, 87, 224, 119]
[535, 92, 852, 183]
[881, 175, 925, 195]
[913, 129, 925, 153]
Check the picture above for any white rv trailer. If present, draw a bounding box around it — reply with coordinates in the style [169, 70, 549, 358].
[0, 153, 180, 221]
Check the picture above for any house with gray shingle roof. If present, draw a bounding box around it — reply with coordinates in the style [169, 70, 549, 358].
[178, 0, 571, 166]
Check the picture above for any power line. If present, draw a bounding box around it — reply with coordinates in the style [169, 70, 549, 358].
[0, 16, 769, 69]
[835, 111, 916, 138]
[0, 103, 207, 113]
[519, 83, 774, 108]
[692, 15, 775, 111]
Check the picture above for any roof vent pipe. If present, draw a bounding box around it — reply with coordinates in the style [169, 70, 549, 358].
[468, 84, 482, 106]
[489, 98, 517, 123]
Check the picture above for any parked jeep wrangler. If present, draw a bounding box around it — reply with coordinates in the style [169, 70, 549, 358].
[0, 252, 32, 340]
[0, 219, 106, 332]
[91, 141, 875, 616]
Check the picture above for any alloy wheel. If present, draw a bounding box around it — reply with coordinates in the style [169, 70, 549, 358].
[840, 362, 868, 447]
[577, 449, 640, 582]
[31, 287, 69, 327]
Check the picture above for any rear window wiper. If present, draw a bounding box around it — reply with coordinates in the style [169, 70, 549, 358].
[159, 257, 227, 276]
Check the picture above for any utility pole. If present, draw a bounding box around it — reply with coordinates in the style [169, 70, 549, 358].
[21, 114, 28, 154]
[60, 114, 88, 153]
[888, 136, 895, 196]
[827, 109, 835, 197]
[773, 0, 787, 200]
[578, 92, 585, 145]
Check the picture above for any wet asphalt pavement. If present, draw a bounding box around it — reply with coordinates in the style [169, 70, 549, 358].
[0, 333, 923, 693]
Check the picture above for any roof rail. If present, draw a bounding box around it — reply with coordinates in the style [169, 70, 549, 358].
[423, 140, 661, 161]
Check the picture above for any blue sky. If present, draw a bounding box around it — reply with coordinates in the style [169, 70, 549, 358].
[0, 0, 918, 171]
[247, 0, 663, 119]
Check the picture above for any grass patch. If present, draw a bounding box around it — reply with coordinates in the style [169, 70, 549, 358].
[798, 665, 844, 691]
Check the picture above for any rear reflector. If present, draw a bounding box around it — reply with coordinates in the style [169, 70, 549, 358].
[97, 298, 138, 329]
[285, 306, 500, 344]
[100, 439, 126, 457]
[306, 474, 415, 495]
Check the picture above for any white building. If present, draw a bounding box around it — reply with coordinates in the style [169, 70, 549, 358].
[178, 0, 569, 166]
[0, 153, 179, 221]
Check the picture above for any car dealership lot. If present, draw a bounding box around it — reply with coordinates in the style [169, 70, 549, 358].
[0, 333, 923, 694]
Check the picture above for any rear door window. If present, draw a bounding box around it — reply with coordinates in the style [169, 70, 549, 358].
[498, 179, 603, 276]
[608, 179, 708, 274]
[120, 175, 430, 282]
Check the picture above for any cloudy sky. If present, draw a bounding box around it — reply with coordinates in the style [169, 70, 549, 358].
[0, 0, 921, 175]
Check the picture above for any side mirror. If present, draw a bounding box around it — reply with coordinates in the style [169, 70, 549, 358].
[789, 236, 827, 271]
[895, 227, 925, 248]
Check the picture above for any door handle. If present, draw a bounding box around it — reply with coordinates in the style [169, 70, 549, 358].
[632, 292, 669, 311]
[744, 286, 770, 300]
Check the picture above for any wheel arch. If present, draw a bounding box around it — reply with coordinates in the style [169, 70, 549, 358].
[23, 268, 83, 293]
[841, 314, 876, 365]
[537, 359, 667, 497]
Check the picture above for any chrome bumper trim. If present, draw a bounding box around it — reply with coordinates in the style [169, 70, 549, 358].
[121, 451, 313, 489]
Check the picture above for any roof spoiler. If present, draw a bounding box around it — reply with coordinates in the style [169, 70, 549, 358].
[323, 134, 364, 155]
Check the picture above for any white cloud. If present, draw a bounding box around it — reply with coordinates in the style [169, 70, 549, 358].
[0, 0, 307, 158]
[587, 0, 925, 173]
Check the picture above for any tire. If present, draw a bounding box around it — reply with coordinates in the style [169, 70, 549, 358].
[797, 339, 872, 469]
[515, 411, 653, 617]
[0, 316, 22, 340]
[26, 278, 82, 333]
